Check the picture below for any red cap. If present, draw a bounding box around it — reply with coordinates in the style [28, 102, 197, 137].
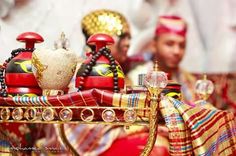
[155, 15, 187, 37]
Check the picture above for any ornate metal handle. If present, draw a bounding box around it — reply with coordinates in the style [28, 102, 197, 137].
[141, 96, 159, 156]
[59, 124, 80, 156]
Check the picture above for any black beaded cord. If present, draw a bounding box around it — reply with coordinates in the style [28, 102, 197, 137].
[0, 48, 34, 97]
[77, 47, 120, 93]
[102, 48, 120, 93]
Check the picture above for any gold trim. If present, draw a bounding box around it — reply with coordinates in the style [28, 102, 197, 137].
[12, 108, 24, 121]
[0, 119, 149, 126]
[0, 107, 10, 121]
[57, 95, 65, 107]
[42, 108, 55, 121]
[80, 108, 94, 122]
[24, 107, 37, 121]
[59, 108, 73, 121]
[31, 53, 47, 83]
[79, 91, 87, 106]
[123, 108, 137, 123]
[102, 108, 116, 123]
[59, 124, 80, 156]
[0, 106, 149, 125]
[141, 97, 159, 156]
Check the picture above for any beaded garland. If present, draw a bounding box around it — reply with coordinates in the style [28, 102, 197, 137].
[0, 48, 34, 97]
[77, 47, 120, 93]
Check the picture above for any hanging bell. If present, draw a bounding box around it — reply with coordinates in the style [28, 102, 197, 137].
[76, 33, 125, 92]
[2, 32, 44, 97]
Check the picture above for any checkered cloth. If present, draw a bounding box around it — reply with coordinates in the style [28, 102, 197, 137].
[161, 97, 236, 156]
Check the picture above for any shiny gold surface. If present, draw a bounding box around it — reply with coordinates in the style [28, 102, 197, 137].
[0, 106, 149, 126]
[82, 9, 129, 37]
[31, 52, 47, 84]
[59, 124, 80, 156]
[140, 96, 159, 156]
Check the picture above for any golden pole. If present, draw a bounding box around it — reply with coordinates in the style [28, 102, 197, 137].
[141, 61, 164, 156]
[59, 124, 80, 156]
[140, 94, 159, 156]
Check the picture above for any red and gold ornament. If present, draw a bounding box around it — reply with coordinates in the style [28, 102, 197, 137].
[76, 33, 125, 92]
[1, 32, 44, 97]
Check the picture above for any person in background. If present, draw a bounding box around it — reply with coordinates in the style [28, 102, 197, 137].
[81, 9, 151, 77]
[81, 9, 131, 75]
[128, 15, 196, 104]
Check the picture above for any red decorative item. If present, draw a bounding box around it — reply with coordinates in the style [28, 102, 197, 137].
[100, 133, 169, 156]
[76, 33, 125, 92]
[4, 32, 44, 96]
[87, 33, 114, 51]
[16, 32, 44, 49]
[0, 32, 44, 155]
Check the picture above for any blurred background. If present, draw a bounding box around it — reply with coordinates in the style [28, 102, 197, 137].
[1, 0, 236, 73]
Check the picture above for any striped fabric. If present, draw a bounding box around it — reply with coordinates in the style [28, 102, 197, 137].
[162, 97, 236, 156]
[112, 92, 148, 117]
[62, 124, 123, 156]
[34, 125, 124, 156]
[160, 97, 193, 156]
[0, 139, 11, 155]
[0, 90, 98, 107]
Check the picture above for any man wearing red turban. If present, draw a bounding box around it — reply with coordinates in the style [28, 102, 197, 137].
[102, 15, 194, 156]
[129, 15, 196, 105]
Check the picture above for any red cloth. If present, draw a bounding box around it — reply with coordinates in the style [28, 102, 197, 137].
[100, 133, 169, 156]
[155, 15, 187, 37]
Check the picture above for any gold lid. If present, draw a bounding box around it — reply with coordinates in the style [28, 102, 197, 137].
[81, 9, 129, 38]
